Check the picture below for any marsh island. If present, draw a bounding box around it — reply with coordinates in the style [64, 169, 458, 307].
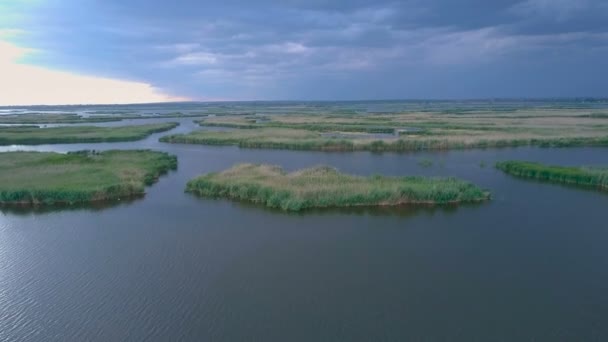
[186, 163, 490, 211]
[496, 160, 608, 190]
[0, 122, 178, 145]
[0, 150, 177, 205]
[160, 108, 608, 152]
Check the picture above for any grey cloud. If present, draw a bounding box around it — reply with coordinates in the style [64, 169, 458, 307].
[3, 0, 607, 99]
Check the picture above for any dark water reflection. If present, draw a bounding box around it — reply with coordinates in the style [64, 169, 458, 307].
[1, 120, 608, 341]
[0, 196, 144, 216]
[189, 195, 481, 218]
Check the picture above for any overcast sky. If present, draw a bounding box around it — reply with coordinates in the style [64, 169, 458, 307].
[1, 0, 607, 105]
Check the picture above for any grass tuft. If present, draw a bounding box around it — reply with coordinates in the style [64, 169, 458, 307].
[186, 163, 490, 211]
[0, 150, 177, 205]
[496, 160, 608, 190]
[160, 127, 608, 152]
[0, 122, 178, 145]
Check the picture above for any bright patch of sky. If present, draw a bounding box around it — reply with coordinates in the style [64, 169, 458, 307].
[1, 0, 607, 104]
[0, 38, 185, 105]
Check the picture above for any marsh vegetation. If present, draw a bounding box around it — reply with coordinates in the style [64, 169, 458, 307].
[0, 122, 178, 145]
[0, 112, 205, 125]
[161, 126, 608, 152]
[186, 163, 490, 211]
[0, 113, 122, 124]
[496, 161, 608, 190]
[161, 108, 608, 152]
[0, 150, 177, 205]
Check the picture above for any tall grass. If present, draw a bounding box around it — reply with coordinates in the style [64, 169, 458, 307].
[198, 120, 397, 133]
[186, 163, 490, 211]
[0, 150, 177, 205]
[160, 128, 608, 152]
[496, 161, 608, 190]
[178, 106, 608, 152]
[0, 122, 178, 145]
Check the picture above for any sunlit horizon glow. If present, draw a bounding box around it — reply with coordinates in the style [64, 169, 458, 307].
[0, 0, 606, 102]
[0, 40, 187, 106]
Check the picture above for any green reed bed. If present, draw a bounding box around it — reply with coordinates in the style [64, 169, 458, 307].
[160, 127, 608, 152]
[197, 120, 397, 133]
[186, 164, 490, 211]
[161, 128, 358, 151]
[0, 150, 177, 205]
[496, 161, 608, 190]
[0, 122, 178, 145]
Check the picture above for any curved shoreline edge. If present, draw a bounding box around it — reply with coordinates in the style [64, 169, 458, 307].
[186, 163, 490, 211]
[0, 150, 177, 206]
[496, 160, 608, 191]
[0, 122, 179, 145]
[160, 129, 608, 152]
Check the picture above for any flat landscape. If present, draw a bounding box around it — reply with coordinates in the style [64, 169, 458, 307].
[0, 122, 178, 145]
[161, 105, 608, 151]
[1, 100, 608, 342]
[496, 160, 608, 190]
[0, 150, 177, 205]
[0, 112, 205, 124]
[3, 0, 608, 339]
[187, 163, 490, 210]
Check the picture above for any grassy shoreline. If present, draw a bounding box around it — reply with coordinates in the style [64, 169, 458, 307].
[160, 127, 608, 152]
[197, 120, 397, 133]
[157, 107, 608, 152]
[0, 150, 177, 205]
[0, 113, 121, 124]
[0, 122, 178, 145]
[186, 164, 490, 211]
[0, 112, 205, 124]
[496, 161, 608, 190]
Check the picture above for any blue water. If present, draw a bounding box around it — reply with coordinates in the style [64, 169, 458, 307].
[0, 104, 607, 341]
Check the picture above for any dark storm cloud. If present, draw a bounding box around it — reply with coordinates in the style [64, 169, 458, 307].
[2, 0, 607, 99]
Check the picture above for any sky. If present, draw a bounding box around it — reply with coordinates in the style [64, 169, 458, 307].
[0, 0, 607, 105]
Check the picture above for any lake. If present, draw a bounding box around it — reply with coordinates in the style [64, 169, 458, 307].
[1, 117, 608, 341]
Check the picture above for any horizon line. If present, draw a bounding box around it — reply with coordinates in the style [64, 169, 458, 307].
[1, 97, 607, 108]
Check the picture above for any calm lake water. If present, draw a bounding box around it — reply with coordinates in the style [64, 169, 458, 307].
[1, 117, 608, 341]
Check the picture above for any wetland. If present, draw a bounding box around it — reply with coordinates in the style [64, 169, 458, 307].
[1, 100, 608, 341]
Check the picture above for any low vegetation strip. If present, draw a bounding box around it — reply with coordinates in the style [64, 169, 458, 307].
[0, 122, 178, 145]
[0, 113, 121, 124]
[161, 128, 357, 151]
[160, 127, 608, 152]
[197, 120, 397, 133]
[171, 107, 608, 151]
[186, 164, 490, 211]
[0, 112, 206, 124]
[496, 161, 608, 190]
[0, 150, 177, 205]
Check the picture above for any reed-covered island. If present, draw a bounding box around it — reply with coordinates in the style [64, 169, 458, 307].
[160, 107, 608, 152]
[0, 150, 177, 205]
[0, 122, 178, 145]
[496, 161, 608, 190]
[186, 163, 490, 211]
[161, 127, 608, 152]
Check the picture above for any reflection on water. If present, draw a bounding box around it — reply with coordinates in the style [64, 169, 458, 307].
[499, 169, 608, 195]
[189, 195, 481, 218]
[1, 105, 608, 340]
[0, 196, 144, 216]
